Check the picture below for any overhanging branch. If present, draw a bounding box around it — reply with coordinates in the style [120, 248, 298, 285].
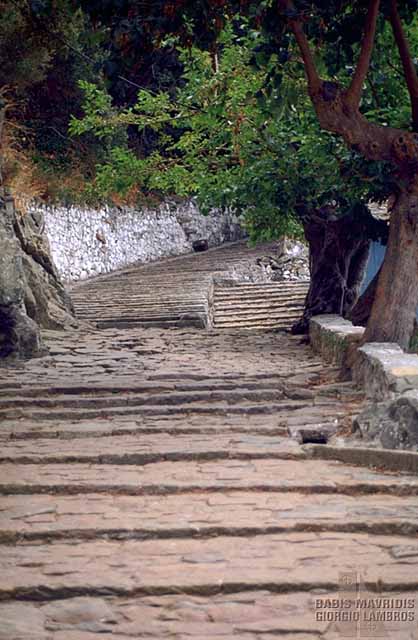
[389, 0, 418, 131]
[346, 0, 381, 106]
[278, 0, 321, 95]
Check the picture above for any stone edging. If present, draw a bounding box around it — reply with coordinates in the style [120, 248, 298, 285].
[310, 315, 418, 400]
[309, 315, 363, 376]
[309, 314, 418, 455]
[303, 443, 418, 475]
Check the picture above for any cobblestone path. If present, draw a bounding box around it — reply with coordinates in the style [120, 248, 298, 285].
[1, 244, 418, 638]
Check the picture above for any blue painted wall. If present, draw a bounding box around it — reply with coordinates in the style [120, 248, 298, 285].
[361, 241, 386, 293]
[362, 241, 418, 318]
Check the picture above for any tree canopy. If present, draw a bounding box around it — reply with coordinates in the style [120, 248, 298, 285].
[2, 0, 418, 346]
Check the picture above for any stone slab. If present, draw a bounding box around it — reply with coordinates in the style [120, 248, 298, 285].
[2, 533, 418, 599]
[1, 590, 418, 640]
[0, 433, 304, 465]
[305, 443, 418, 474]
[1, 459, 418, 495]
[1, 491, 418, 542]
[353, 342, 418, 400]
[310, 315, 364, 373]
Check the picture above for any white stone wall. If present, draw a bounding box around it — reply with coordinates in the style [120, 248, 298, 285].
[28, 200, 244, 282]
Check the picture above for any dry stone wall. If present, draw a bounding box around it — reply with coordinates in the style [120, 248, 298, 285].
[28, 200, 244, 283]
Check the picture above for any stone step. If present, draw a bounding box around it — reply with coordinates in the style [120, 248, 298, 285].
[2, 491, 418, 543]
[214, 285, 309, 295]
[78, 313, 207, 323]
[96, 318, 207, 329]
[213, 298, 306, 310]
[211, 280, 308, 330]
[0, 379, 293, 399]
[0, 388, 292, 410]
[213, 309, 304, 321]
[76, 311, 207, 322]
[73, 301, 208, 310]
[213, 318, 302, 329]
[1, 532, 418, 602]
[0, 418, 293, 441]
[0, 433, 303, 465]
[1, 458, 417, 496]
[0, 399, 331, 422]
[1, 590, 416, 639]
[0, 396, 348, 422]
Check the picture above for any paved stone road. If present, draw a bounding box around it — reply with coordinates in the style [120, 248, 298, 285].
[1, 244, 418, 639]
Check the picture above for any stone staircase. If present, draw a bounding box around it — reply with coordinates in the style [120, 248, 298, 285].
[70, 240, 309, 330]
[211, 281, 309, 330]
[2, 242, 418, 639]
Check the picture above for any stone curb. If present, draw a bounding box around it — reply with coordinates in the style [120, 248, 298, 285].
[353, 342, 418, 400]
[309, 315, 418, 452]
[303, 443, 418, 475]
[309, 315, 364, 376]
[309, 314, 418, 400]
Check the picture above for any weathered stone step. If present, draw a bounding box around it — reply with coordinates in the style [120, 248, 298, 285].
[210, 276, 309, 330]
[0, 418, 293, 441]
[0, 398, 344, 422]
[2, 491, 418, 543]
[74, 300, 206, 316]
[213, 309, 304, 322]
[213, 299, 306, 311]
[2, 589, 417, 639]
[72, 293, 209, 304]
[74, 298, 208, 307]
[0, 388, 291, 410]
[214, 285, 309, 296]
[1, 458, 417, 496]
[76, 310, 206, 321]
[0, 433, 303, 465]
[0, 379, 292, 399]
[0, 411, 347, 441]
[96, 318, 207, 329]
[1, 532, 418, 601]
[213, 318, 302, 329]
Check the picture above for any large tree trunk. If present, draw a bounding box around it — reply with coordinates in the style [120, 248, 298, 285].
[364, 187, 418, 349]
[349, 268, 380, 326]
[292, 209, 373, 334]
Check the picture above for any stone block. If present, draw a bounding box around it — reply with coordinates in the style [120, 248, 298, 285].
[352, 390, 418, 451]
[309, 315, 364, 373]
[353, 343, 418, 400]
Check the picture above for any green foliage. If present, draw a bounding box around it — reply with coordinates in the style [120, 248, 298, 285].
[70, 20, 394, 241]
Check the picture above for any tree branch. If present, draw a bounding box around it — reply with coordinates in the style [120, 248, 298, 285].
[290, 19, 322, 95]
[278, 0, 321, 95]
[389, 0, 418, 131]
[346, 0, 381, 107]
[0, 104, 5, 187]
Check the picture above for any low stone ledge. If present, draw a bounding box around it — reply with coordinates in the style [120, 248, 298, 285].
[309, 314, 418, 452]
[303, 443, 418, 475]
[309, 315, 364, 373]
[353, 343, 418, 400]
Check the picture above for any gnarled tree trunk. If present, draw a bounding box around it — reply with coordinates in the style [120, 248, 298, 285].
[292, 207, 386, 334]
[364, 186, 418, 349]
[280, 0, 418, 346]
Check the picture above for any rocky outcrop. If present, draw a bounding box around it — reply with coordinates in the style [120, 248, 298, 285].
[0, 189, 76, 361]
[353, 391, 418, 451]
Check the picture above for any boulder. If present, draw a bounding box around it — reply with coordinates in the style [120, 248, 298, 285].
[0, 189, 76, 361]
[353, 390, 418, 451]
